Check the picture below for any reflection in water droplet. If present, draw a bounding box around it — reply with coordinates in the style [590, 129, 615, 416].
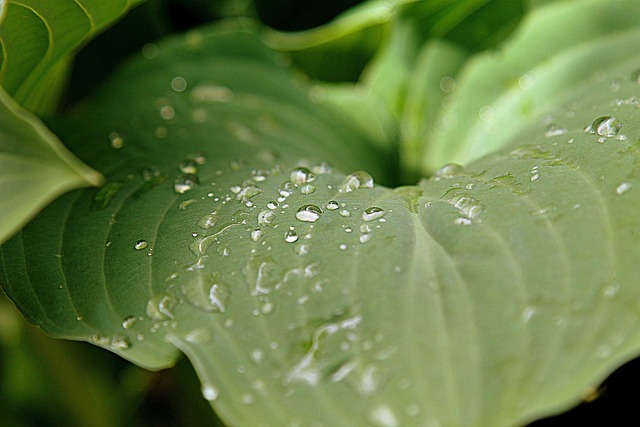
[326, 200, 339, 210]
[584, 116, 622, 137]
[134, 240, 148, 250]
[362, 207, 385, 222]
[339, 171, 374, 192]
[174, 174, 199, 194]
[296, 204, 323, 223]
[201, 384, 219, 401]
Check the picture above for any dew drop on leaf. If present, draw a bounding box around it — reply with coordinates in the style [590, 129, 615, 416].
[258, 209, 275, 226]
[111, 335, 131, 350]
[122, 316, 138, 329]
[201, 384, 219, 401]
[284, 230, 299, 243]
[339, 171, 374, 192]
[362, 207, 385, 222]
[584, 115, 623, 137]
[616, 182, 632, 195]
[174, 174, 199, 194]
[433, 163, 464, 180]
[179, 159, 198, 174]
[544, 123, 566, 137]
[290, 167, 316, 185]
[296, 204, 323, 223]
[134, 240, 148, 250]
[171, 76, 187, 92]
[197, 213, 218, 229]
[326, 200, 340, 210]
[300, 184, 316, 194]
[250, 229, 264, 242]
[108, 132, 124, 149]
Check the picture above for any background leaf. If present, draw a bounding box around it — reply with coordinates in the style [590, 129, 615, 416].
[0, 0, 145, 115]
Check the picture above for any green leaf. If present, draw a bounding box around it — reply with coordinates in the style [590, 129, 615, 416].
[423, 0, 640, 172]
[3, 3, 640, 427]
[0, 0, 145, 115]
[0, 85, 102, 244]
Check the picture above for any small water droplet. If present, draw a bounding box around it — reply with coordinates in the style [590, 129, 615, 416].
[339, 171, 374, 192]
[439, 76, 456, 93]
[266, 201, 278, 210]
[296, 204, 323, 223]
[251, 229, 264, 242]
[179, 159, 198, 174]
[359, 234, 372, 243]
[160, 105, 175, 120]
[616, 182, 632, 195]
[142, 43, 158, 59]
[339, 209, 351, 217]
[174, 174, 199, 194]
[236, 185, 262, 201]
[111, 335, 131, 350]
[479, 105, 495, 122]
[134, 240, 148, 250]
[312, 161, 333, 174]
[290, 167, 316, 185]
[326, 200, 340, 210]
[545, 123, 566, 137]
[197, 213, 218, 229]
[584, 115, 623, 137]
[122, 316, 138, 329]
[250, 348, 265, 364]
[362, 207, 385, 222]
[109, 132, 124, 149]
[433, 163, 463, 180]
[522, 306, 536, 323]
[300, 184, 316, 194]
[368, 404, 399, 427]
[261, 300, 275, 314]
[201, 384, 219, 401]
[285, 230, 299, 243]
[171, 76, 187, 92]
[241, 393, 254, 405]
[258, 210, 276, 226]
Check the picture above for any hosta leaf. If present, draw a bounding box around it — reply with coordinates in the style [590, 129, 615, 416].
[0, 86, 101, 244]
[423, 0, 640, 172]
[0, 0, 145, 115]
[3, 5, 640, 427]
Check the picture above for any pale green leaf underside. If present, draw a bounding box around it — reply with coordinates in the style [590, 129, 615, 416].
[0, 0, 144, 115]
[2, 8, 640, 427]
[0, 85, 102, 244]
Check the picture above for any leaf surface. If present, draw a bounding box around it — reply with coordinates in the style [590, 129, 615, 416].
[3, 3, 640, 427]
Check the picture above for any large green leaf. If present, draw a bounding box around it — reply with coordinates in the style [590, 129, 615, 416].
[0, 0, 145, 115]
[0, 86, 102, 244]
[3, 3, 640, 427]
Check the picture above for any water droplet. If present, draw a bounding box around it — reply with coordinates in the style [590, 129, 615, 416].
[197, 213, 218, 229]
[479, 105, 495, 122]
[266, 201, 278, 210]
[134, 240, 148, 250]
[109, 132, 124, 149]
[241, 393, 254, 405]
[312, 161, 333, 174]
[433, 163, 463, 180]
[142, 43, 158, 59]
[201, 384, 219, 401]
[522, 306, 536, 323]
[258, 210, 276, 226]
[616, 182, 632, 195]
[584, 116, 623, 137]
[251, 229, 264, 242]
[296, 204, 323, 223]
[339, 171, 374, 192]
[179, 159, 198, 174]
[171, 76, 187, 92]
[191, 84, 234, 103]
[339, 244, 348, 250]
[518, 73, 534, 90]
[439, 76, 456, 93]
[174, 174, 199, 194]
[290, 167, 316, 185]
[368, 404, 399, 427]
[454, 217, 472, 225]
[278, 181, 298, 198]
[362, 207, 385, 222]
[261, 300, 275, 314]
[359, 234, 372, 244]
[545, 123, 566, 137]
[300, 184, 316, 195]
[160, 105, 175, 120]
[632, 69, 640, 84]
[339, 209, 351, 217]
[146, 295, 177, 320]
[250, 348, 265, 364]
[111, 335, 131, 350]
[178, 199, 198, 210]
[122, 316, 138, 329]
[285, 230, 299, 243]
[236, 185, 262, 201]
[326, 200, 339, 210]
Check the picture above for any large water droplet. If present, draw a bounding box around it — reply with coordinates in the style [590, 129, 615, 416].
[339, 171, 374, 192]
[362, 207, 385, 222]
[296, 204, 323, 223]
[584, 115, 622, 137]
[174, 174, 199, 194]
